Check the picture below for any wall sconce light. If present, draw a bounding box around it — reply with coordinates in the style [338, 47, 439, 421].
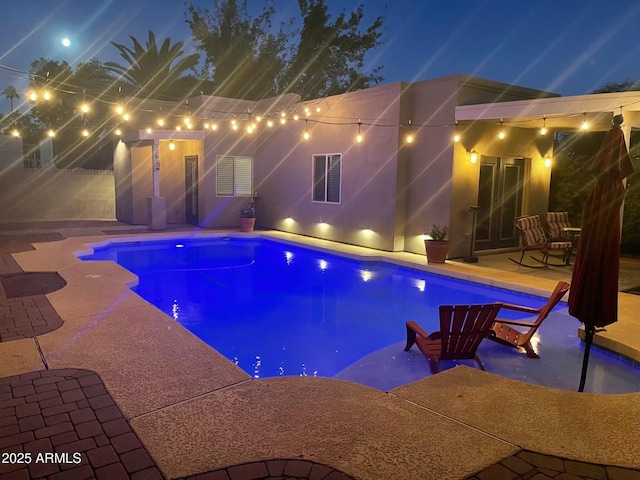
[544, 153, 552, 168]
[356, 121, 363, 143]
[169, 141, 176, 151]
[468, 148, 479, 164]
[581, 112, 589, 131]
[540, 116, 547, 136]
[498, 119, 506, 140]
[453, 122, 461, 143]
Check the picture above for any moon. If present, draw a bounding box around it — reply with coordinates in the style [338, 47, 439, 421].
[61, 38, 71, 47]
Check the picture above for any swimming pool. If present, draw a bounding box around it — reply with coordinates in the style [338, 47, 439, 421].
[82, 236, 640, 393]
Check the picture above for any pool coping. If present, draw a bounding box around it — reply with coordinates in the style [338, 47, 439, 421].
[3, 230, 639, 478]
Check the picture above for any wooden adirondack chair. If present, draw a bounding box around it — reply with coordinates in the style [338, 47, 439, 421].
[489, 281, 570, 358]
[405, 303, 502, 374]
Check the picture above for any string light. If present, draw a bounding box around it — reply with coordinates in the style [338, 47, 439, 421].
[47, 129, 55, 138]
[13, 79, 640, 142]
[303, 119, 310, 140]
[11, 129, 20, 137]
[405, 120, 414, 144]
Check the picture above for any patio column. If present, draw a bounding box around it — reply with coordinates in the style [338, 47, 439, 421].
[620, 124, 631, 236]
[147, 139, 167, 230]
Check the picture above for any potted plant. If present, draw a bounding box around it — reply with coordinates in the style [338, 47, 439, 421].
[239, 199, 256, 232]
[424, 224, 449, 264]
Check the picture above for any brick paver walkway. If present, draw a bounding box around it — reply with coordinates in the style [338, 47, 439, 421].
[0, 369, 162, 480]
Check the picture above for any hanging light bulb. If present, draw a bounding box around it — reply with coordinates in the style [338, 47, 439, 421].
[81, 129, 89, 137]
[11, 129, 20, 137]
[315, 102, 321, 113]
[114, 128, 122, 136]
[28, 91, 38, 101]
[122, 113, 130, 121]
[540, 116, 547, 136]
[498, 119, 505, 139]
[356, 122, 363, 143]
[544, 153, 552, 168]
[303, 119, 310, 140]
[405, 120, 414, 144]
[116, 105, 124, 115]
[211, 123, 218, 131]
[453, 122, 460, 143]
[47, 129, 55, 138]
[157, 118, 165, 127]
[267, 119, 274, 128]
[581, 112, 589, 130]
[145, 127, 152, 134]
[169, 140, 176, 151]
[42, 91, 52, 101]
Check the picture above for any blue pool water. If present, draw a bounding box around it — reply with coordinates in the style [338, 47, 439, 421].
[82, 237, 640, 393]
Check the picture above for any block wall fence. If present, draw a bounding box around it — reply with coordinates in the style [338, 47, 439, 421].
[0, 168, 115, 222]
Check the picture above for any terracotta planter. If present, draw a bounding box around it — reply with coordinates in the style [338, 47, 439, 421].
[239, 217, 256, 232]
[424, 240, 449, 264]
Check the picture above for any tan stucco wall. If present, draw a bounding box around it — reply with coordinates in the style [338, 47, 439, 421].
[114, 140, 133, 223]
[256, 83, 405, 251]
[112, 76, 556, 255]
[402, 78, 459, 255]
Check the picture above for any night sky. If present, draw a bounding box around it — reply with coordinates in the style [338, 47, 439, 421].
[1, 0, 639, 114]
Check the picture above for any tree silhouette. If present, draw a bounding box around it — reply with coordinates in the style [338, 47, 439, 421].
[285, 0, 384, 100]
[186, 0, 384, 100]
[2, 85, 20, 112]
[187, 0, 290, 100]
[105, 31, 200, 100]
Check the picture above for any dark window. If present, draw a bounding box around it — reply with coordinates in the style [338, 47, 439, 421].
[312, 154, 341, 203]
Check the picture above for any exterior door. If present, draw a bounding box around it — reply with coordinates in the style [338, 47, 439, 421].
[185, 156, 198, 225]
[475, 157, 525, 250]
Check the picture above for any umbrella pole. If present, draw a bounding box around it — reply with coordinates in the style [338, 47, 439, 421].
[579, 326, 595, 392]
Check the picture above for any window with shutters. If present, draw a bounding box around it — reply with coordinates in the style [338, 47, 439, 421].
[216, 156, 253, 196]
[312, 154, 341, 203]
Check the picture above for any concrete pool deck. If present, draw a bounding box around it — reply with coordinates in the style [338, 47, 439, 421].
[1, 226, 639, 479]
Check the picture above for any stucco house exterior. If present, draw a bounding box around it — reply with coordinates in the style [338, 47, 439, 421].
[113, 74, 640, 259]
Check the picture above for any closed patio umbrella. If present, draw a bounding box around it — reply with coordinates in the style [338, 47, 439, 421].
[568, 114, 634, 392]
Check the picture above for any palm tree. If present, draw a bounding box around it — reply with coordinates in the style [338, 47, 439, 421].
[2, 85, 20, 112]
[105, 31, 199, 100]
